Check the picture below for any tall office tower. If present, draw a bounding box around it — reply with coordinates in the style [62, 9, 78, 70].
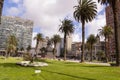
[0, 16, 33, 50]
[106, 2, 120, 57]
[0, 0, 4, 24]
[66, 34, 72, 53]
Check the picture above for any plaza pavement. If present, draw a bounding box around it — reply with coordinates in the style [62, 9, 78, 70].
[66, 59, 110, 66]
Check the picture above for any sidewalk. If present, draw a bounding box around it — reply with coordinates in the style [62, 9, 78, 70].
[84, 62, 110, 66]
[66, 60, 110, 66]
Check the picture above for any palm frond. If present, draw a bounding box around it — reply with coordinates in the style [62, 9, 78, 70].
[73, 0, 97, 24]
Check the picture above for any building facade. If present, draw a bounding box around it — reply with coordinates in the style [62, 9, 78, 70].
[71, 42, 81, 59]
[106, 2, 120, 57]
[35, 34, 72, 58]
[0, 16, 33, 50]
[84, 35, 105, 61]
[37, 37, 48, 54]
[59, 35, 72, 57]
[66, 35, 72, 52]
[0, 0, 4, 24]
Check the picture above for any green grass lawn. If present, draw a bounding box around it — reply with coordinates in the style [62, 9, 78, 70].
[0, 57, 120, 80]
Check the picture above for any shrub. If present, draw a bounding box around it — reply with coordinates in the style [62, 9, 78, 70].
[23, 52, 34, 63]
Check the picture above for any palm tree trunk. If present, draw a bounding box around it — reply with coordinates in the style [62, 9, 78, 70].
[53, 44, 56, 59]
[108, 36, 110, 61]
[112, 3, 120, 66]
[90, 44, 93, 62]
[64, 33, 67, 60]
[53, 48, 55, 59]
[6, 52, 9, 58]
[35, 47, 37, 54]
[35, 42, 39, 56]
[105, 37, 108, 62]
[81, 23, 85, 62]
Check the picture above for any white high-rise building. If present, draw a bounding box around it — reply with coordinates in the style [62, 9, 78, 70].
[0, 16, 33, 50]
[59, 34, 72, 56]
[66, 34, 72, 52]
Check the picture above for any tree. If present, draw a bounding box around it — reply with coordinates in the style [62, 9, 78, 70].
[51, 34, 61, 59]
[6, 35, 17, 57]
[40, 47, 47, 54]
[96, 50, 105, 61]
[23, 52, 33, 63]
[40, 47, 47, 57]
[23, 46, 33, 63]
[98, 0, 120, 66]
[87, 34, 97, 62]
[73, 0, 97, 62]
[47, 39, 52, 47]
[20, 47, 24, 51]
[59, 19, 74, 60]
[99, 26, 113, 62]
[26, 45, 31, 52]
[34, 33, 43, 55]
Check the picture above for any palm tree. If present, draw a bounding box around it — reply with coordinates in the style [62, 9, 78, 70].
[99, 25, 113, 62]
[7, 35, 17, 46]
[20, 47, 24, 51]
[26, 45, 31, 52]
[59, 19, 74, 60]
[98, 0, 120, 66]
[87, 34, 97, 62]
[51, 34, 61, 59]
[6, 44, 16, 57]
[73, 0, 97, 62]
[40, 47, 46, 55]
[6, 35, 17, 57]
[34, 33, 43, 55]
[96, 50, 105, 61]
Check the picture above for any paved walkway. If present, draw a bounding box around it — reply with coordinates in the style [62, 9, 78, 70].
[66, 60, 110, 66]
[84, 62, 110, 66]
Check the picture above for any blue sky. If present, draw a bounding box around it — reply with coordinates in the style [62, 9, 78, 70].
[2, 0, 106, 47]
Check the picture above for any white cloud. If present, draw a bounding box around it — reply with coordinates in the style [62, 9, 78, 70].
[7, 7, 20, 16]
[86, 12, 106, 38]
[22, 0, 77, 37]
[4, 0, 106, 46]
[72, 34, 81, 42]
[5, 0, 24, 16]
[22, 0, 105, 43]
[93, 0, 105, 13]
[11, 0, 20, 3]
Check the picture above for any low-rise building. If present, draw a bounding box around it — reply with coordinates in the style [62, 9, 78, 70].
[70, 42, 82, 59]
